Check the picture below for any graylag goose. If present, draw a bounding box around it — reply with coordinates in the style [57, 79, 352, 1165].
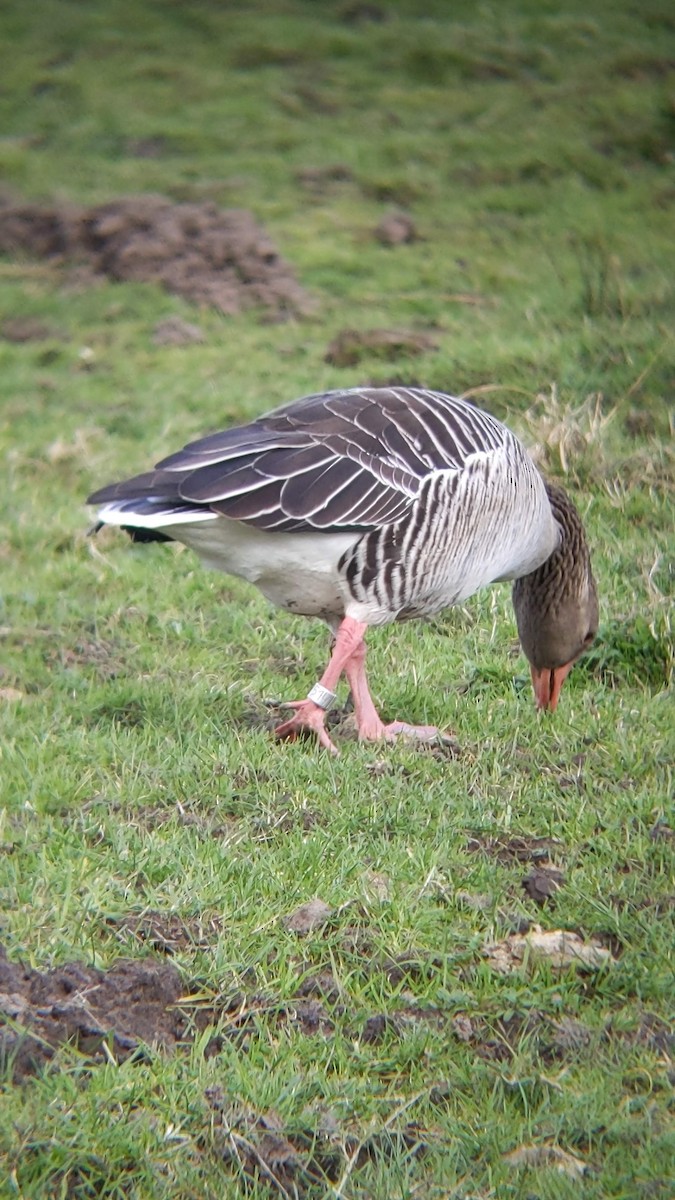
[89, 387, 598, 753]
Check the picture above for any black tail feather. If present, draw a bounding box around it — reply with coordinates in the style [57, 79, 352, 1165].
[122, 526, 175, 544]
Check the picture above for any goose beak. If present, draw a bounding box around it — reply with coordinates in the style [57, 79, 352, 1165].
[530, 662, 574, 712]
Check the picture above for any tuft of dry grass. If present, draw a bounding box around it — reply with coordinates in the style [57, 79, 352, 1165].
[522, 385, 616, 479]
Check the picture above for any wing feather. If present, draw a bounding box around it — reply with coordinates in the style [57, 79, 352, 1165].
[90, 387, 515, 536]
[88, 469, 182, 506]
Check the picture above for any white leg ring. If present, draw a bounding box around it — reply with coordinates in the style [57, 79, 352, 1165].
[307, 683, 337, 711]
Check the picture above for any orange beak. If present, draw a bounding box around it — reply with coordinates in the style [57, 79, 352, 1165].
[530, 662, 574, 712]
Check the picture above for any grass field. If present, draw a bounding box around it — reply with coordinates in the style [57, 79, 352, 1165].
[1, 1, 673, 1196]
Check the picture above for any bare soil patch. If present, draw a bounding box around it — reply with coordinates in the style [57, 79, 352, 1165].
[49, 636, 123, 681]
[0, 943, 339, 1082]
[295, 163, 354, 196]
[484, 926, 614, 973]
[450, 1010, 596, 1064]
[375, 211, 418, 245]
[605, 1011, 675, 1055]
[0, 948, 192, 1080]
[467, 833, 564, 863]
[107, 910, 223, 954]
[650, 819, 674, 842]
[0, 195, 310, 317]
[325, 327, 438, 367]
[359, 1001, 444, 1045]
[283, 897, 333, 934]
[1, 316, 66, 342]
[521, 864, 565, 905]
[152, 315, 205, 345]
[450, 1007, 674, 1064]
[204, 1087, 428, 1196]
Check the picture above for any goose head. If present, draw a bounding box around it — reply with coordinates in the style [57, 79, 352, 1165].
[512, 483, 598, 712]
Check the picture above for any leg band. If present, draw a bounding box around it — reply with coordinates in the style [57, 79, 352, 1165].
[307, 683, 337, 711]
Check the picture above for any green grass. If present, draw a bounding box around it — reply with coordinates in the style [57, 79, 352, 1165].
[1, 0, 674, 1196]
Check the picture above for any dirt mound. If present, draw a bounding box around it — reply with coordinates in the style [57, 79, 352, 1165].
[0, 195, 310, 317]
[0, 947, 190, 1079]
[324, 327, 438, 367]
[0, 942, 334, 1081]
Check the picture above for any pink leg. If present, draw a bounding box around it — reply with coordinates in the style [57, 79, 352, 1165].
[274, 616, 368, 753]
[275, 616, 445, 751]
[344, 639, 387, 740]
[344, 638, 443, 745]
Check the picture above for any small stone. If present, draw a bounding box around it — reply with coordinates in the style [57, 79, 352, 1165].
[375, 211, 417, 245]
[283, 897, 333, 935]
[522, 866, 565, 905]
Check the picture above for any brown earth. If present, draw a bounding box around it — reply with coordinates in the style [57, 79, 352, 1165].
[0, 947, 191, 1080]
[0, 934, 466, 1085]
[324, 327, 438, 367]
[0, 195, 310, 317]
[375, 211, 418, 245]
[204, 1087, 427, 1194]
[466, 833, 565, 863]
[0, 942, 334, 1082]
[3, 926, 670, 1086]
[0, 316, 66, 342]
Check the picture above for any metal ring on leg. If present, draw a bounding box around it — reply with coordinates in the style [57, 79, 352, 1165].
[307, 683, 337, 711]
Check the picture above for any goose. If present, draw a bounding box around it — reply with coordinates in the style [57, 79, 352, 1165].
[88, 386, 598, 753]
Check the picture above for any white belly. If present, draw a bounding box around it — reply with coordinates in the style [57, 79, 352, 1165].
[163, 517, 359, 621]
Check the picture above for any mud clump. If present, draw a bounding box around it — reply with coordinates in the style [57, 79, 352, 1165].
[375, 211, 418, 245]
[466, 833, 564, 863]
[1, 316, 65, 342]
[0, 942, 338, 1082]
[0, 947, 190, 1080]
[0, 195, 310, 317]
[325, 327, 438, 367]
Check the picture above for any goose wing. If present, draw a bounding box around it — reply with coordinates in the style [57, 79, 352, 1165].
[89, 387, 510, 534]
